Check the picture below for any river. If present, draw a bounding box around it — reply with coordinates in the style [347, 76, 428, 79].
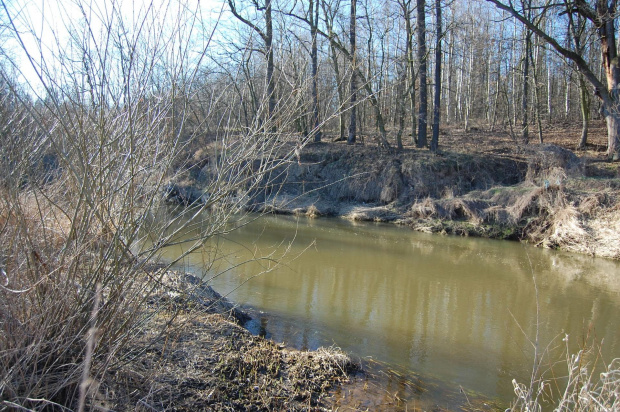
[155, 213, 620, 409]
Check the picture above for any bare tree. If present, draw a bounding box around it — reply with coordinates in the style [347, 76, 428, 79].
[416, 0, 428, 148]
[310, 0, 322, 142]
[348, 0, 357, 144]
[486, 0, 620, 160]
[430, 0, 441, 152]
[228, 0, 277, 132]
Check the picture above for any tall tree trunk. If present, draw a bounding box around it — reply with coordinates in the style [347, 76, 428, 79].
[564, 72, 571, 118]
[456, 44, 464, 123]
[398, 0, 418, 144]
[569, 13, 589, 149]
[331, 45, 347, 141]
[522, 30, 531, 144]
[416, 0, 427, 148]
[322, 1, 347, 142]
[396, 62, 407, 150]
[430, 0, 441, 152]
[543, 17, 552, 122]
[464, 44, 473, 131]
[577, 73, 590, 149]
[348, 0, 357, 145]
[445, 30, 453, 124]
[310, 0, 321, 142]
[408, 18, 417, 144]
[227, 0, 276, 131]
[547, 65, 553, 121]
[491, 37, 502, 130]
[531, 37, 544, 143]
[486, 50, 493, 124]
[511, 19, 518, 127]
[265, 0, 275, 131]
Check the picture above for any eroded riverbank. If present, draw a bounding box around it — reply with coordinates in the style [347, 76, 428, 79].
[168, 126, 620, 260]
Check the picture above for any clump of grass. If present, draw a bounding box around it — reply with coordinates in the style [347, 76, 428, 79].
[511, 336, 619, 411]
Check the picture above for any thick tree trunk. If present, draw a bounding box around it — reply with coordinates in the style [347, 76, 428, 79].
[416, 0, 427, 148]
[485, 0, 620, 158]
[603, 101, 620, 160]
[598, 0, 620, 160]
[331, 45, 347, 141]
[402, 1, 417, 144]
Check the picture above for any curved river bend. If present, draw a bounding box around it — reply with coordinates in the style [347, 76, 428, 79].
[158, 214, 620, 408]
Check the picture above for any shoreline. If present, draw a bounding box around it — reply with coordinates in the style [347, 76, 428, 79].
[110, 271, 507, 411]
[169, 139, 620, 260]
[104, 271, 359, 411]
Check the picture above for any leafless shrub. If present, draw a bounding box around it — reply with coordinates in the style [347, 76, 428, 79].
[0, 1, 311, 409]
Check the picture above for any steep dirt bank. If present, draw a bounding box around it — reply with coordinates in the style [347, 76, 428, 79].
[171, 124, 620, 259]
[261, 127, 620, 259]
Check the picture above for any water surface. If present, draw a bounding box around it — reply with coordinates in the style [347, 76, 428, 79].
[158, 214, 620, 408]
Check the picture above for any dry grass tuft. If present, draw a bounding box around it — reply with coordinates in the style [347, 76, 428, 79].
[541, 202, 592, 253]
[409, 197, 437, 219]
[439, 198, 487, 224]
[511, 337, 619, 412]
[509, 187, 546, 223]
[305, 204, 321, 218]
[345, 206, 398, 222]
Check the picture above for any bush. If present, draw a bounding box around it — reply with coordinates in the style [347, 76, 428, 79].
[0, 1, 304, 409]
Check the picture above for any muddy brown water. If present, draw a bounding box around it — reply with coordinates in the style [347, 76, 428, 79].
[155, 213, 620, 409]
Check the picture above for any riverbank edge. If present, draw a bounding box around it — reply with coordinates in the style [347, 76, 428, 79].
[243, 142, 620, 260]
[169, 140, 620, 260]
[250, 186, 619, 260]
[104, 270, 360, 411]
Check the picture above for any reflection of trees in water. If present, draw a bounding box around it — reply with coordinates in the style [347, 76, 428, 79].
[167, 215, 620, 402]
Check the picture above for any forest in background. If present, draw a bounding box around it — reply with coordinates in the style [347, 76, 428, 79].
[1, 0, 619, 154]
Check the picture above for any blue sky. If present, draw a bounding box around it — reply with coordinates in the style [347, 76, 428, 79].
[3, 0, 226, 95]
